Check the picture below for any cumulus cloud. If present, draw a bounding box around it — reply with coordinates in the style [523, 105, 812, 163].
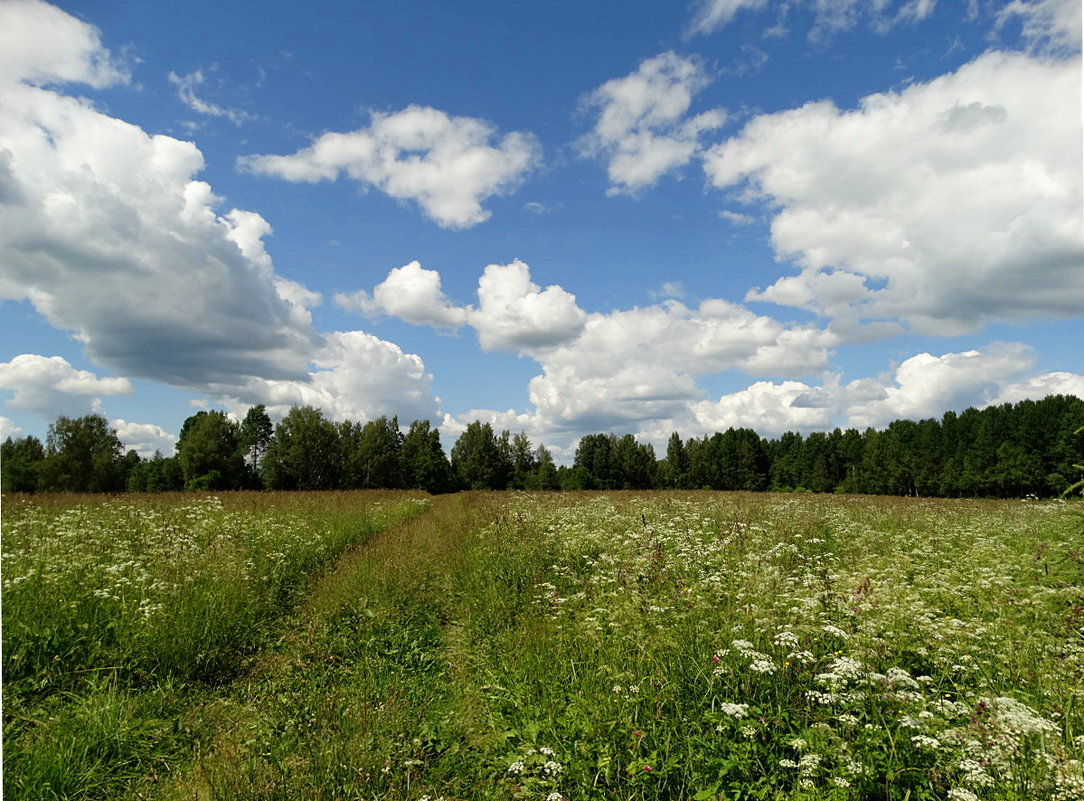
[348, 258, 838, 439]
[341, 259, 586, 351]
[167, 69, 252, 125]
[676, 342, 1084, 440]
[692, 380, 835, 434]
[1, 416, 25, 440]
[704, 50, 1084, 339]
[993, 370, 1084, 404]
[0, 354, 133, 419]
[516, 300, 834, 436]
[0, 0, 128, 88]
[468, 261, 587, 352]
[0, 81, 323, 386]
[578, 52, 726, 195]
[842, 343, 1037, 428]
[113, 419, 178, 457]
[370, 261, 467, 329]
[0, 3, 442, 428]
[218, 330, 440, 425]
[452, 336, 1084, 457]
[238, 106, 541, 229]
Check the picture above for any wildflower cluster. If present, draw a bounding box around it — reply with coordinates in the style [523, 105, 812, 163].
[485, 492, 1083, 798]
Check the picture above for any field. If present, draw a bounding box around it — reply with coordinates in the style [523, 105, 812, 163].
[3, 491, 1083, 800]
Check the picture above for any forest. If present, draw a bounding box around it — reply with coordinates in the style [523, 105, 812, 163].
[2, 394, 1082, 500]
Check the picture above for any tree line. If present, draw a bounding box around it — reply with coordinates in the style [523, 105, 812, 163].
[2, 394, 1082, 499]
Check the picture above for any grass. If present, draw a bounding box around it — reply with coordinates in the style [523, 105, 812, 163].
[3, 491, 1083, 799]
[1, 490, 431, 800]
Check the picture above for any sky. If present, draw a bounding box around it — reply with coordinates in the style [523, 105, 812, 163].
[0, 0, 1081, 462]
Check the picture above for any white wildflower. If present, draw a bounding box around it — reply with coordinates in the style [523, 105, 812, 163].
[773, 630, 799, 648]
[719, 703, 750, 718]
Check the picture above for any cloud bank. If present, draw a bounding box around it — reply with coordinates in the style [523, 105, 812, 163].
[704, 50, 1084, 339]
[0, 1, 440, 426]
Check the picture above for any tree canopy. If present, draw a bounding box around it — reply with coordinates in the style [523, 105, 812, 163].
[4, 394, 1081, 499]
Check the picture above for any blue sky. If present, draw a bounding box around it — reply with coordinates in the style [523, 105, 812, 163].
[0, 0, 1081, 461]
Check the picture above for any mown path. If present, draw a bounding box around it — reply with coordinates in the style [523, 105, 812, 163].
[153, 491, 504, 801]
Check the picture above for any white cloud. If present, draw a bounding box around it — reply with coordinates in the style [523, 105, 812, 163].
[689, 0, 939, 38]
[997, 0, 1082, 53]
[113, 419, 177, 457]
[692, 380, 835, 434]
[0, 5, 443, 430]
[468, 261, 587, 352]
[453, 336, 1083, 455]
[353, 259, 837, 439]
[238, 105, 541, 229]
[0, 416, 24, 441]
[344, 259, 587, 351]
[991, 370, 1084, 405]
[578, 52, 726, 195]
[0, 354, 133, 419]
[669, 342, 1084, 440]
[219, 330, 440, 425]
[705, 50, 1084, 338]
[371, 261, 467, 329]
[842, 343, 1036, 428]
[0, 77, 324, 387]
[719, 209, 755, 226]
[0, 0, 128, 88]
[688, 0, 769, 36]
[167, 69, 253, 125]
[649, 281, 686, 300]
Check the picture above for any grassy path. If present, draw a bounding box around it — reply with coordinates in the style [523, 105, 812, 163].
[153, 491, 506, 801]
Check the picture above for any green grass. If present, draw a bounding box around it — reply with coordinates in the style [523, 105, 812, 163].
[4, 491, 1083, 800]
[2, 490, 431, 800]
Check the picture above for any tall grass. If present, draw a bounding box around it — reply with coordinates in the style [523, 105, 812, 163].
[5, 491, 1082, 800]
[2, 490, 430, 800]
[156, 492, 1083, 801]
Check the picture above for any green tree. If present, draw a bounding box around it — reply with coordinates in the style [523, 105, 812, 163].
[262, 406, 342, 490]
[525, 444, 560, 490]
[401, 419, 453, 493]
[661, 432, 691, 489]
[612, 434, 656, 489]
[38, 414, 126, 492]
[508, 431, 537, 490]
[126, 451, 184, 492]
[767, 431, 803, 491]
[176, 410, 244, 490]
[1, 435, 45, 492]
[238, 404, 273, 481]
[450, 421, 504, 490]
[344, 416, 405, 489]
[573, 433, 615, 490]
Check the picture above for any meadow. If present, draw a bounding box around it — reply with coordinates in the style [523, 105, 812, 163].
[2, 491, 1082, 800]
